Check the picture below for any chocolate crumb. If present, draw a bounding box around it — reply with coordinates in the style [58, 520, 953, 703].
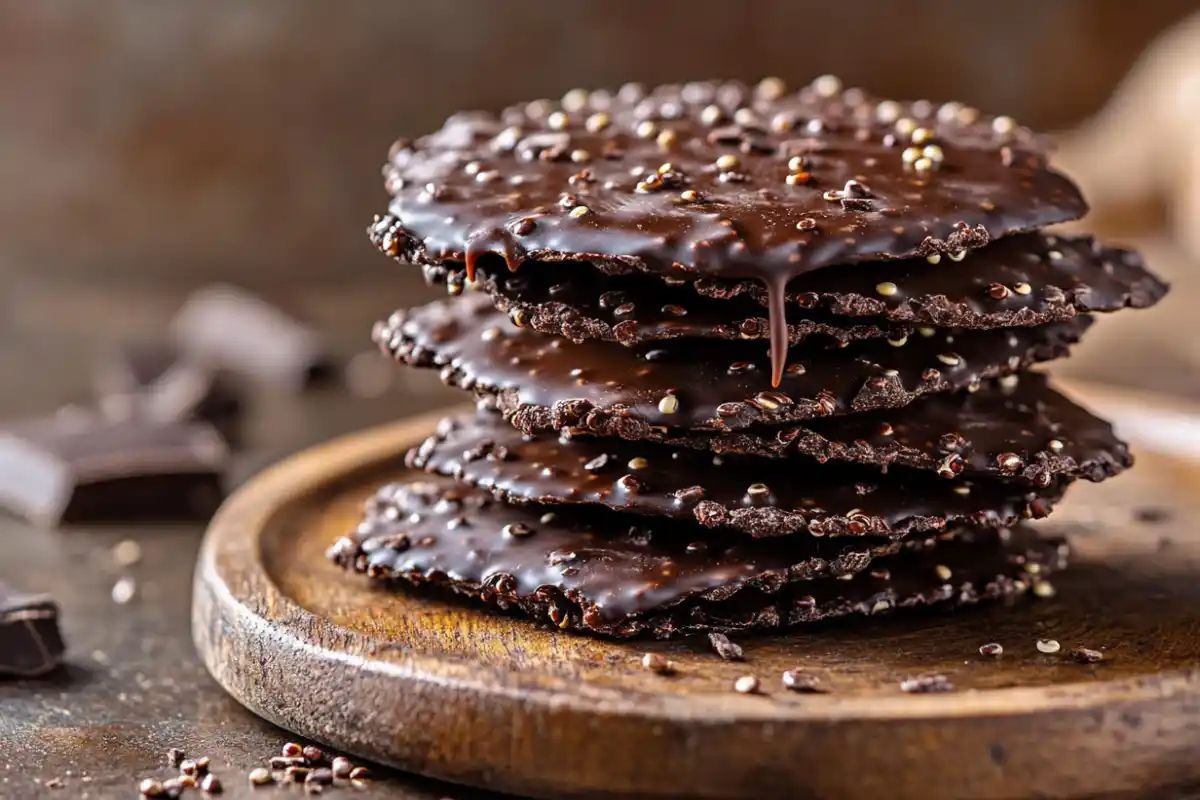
[641, 652, 674, 675]
[707, 632, 745, 661]
[166, 749, 186, 768]
[782, 669, 827, 693]
[331, 757, 353, 780]
[283, 766, 312, 783]
[306, 768, 334, 787]
[1134, 506, 1172, 524]
[900, 673, 954, 693]
[247, 768, 272, 786]
[111, 577, 137, 605]
[139, 778, 164, 798]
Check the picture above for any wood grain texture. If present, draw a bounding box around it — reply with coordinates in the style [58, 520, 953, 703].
[193, 381, 1200, 799]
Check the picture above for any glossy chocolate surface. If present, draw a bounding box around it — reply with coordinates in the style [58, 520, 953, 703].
[371, 78, 1088, 381]
[328, 478, 1067, 637]
[409, 410, 1062, 538]
[376, 294, 1089, 438]
[420, 233, 1164, 344]
[647, 374, 1131, 487]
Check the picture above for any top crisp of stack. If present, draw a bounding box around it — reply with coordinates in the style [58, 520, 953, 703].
[332, 77, 1167, 638]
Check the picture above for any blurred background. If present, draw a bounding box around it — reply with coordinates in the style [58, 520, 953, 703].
[1, 0, 1198, 408]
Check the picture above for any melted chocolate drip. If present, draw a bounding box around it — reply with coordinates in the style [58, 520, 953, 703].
[375, 294, 1090, 438]
[419, 233, 1164, 346]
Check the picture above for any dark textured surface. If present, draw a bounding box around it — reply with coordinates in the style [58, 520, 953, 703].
[409, 410, 1063, 538]
[423, 234, 1167, 344]
[378, 293, 1089, 437]
[0, 280, 492, 799]
[329, 478, 1065, 637]
[371, 79, 1086, 284]
[415, 374, 1132, 486]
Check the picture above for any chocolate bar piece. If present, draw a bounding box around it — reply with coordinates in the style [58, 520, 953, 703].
[0, 412, 227, 526]
[171, 285, 334, 390]
[0, 582, 65, 678]
[328, 479, 1068, 638]
[94, 341, 242, 446]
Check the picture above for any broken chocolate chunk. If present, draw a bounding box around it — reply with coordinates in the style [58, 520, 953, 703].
[0, 581, 65, 678]
[0, 412, 227, 526]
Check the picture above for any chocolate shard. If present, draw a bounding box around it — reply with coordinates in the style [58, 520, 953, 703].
[377, 294, 1089, 438]
[421, 234, 1166, 343]
[0, 582, 65, 678]
[93, 341, 243, 446]
[171, 285, 335, 390]
[329, 478, 1068, 638]
[409, 410, 1063, 539]
[0, 411, 227, 527]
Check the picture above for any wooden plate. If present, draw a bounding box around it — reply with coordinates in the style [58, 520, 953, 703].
[193, 381, 1200, 799]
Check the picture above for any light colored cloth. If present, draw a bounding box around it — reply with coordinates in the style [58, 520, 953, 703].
[1056, 12, 1200, 262]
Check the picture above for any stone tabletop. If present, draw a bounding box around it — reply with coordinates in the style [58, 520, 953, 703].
[0, 278, 500, 799]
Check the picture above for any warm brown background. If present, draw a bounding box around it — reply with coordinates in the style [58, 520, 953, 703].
[2, 7, 1199, 797]
[1, 0, 1195, 288]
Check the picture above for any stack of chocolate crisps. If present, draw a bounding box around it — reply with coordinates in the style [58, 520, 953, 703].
[330, 76, 1167, 638]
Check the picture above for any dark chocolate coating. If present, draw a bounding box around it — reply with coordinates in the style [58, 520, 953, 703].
[408, 411, 1063, 538]
[327, 478, 1068, 638]
[690, 234, 1167, 325]
[0, 582, 66, 678]
[0, 411, 228, 527]
[372, 80, 1085, 282]
[430, 263, 903, 347]
[375, 294, 1089, 440]
[370, 78, 1087, 381]
[422, 233, 1164, 345]
[654, 374, 1132, 487]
